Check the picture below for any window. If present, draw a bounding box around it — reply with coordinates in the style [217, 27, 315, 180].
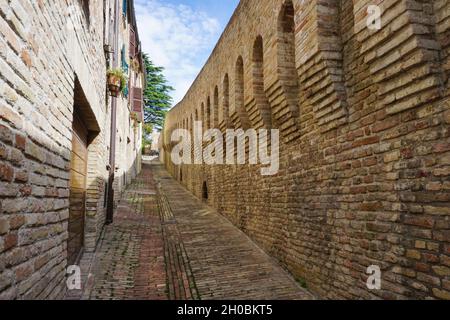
[123, 0, 128, 17]
[79, 0, 90, 24]
[121, 45, 129, 73]
[130, 27, 136, 58]
[132, 87, 143, 116]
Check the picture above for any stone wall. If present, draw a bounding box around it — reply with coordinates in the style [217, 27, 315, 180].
[0, 0, 143, 299]
[162, 0, 450, 299]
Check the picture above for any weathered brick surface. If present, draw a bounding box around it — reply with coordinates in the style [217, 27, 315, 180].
[70, 161, 311, 300]
[0, 0, 143, 299]
[162, 0, 450, 299]
[86, 170, 167, 300]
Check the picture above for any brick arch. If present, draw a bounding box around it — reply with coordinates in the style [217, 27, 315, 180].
[353, 0, 446, 115]
[250, 35, 272, 129]
[213, 86, 219, 128]
[160, 0, 450, 300]
[206, 96, 211, 129]
[269, 0, 300, 141]
[295, 0, 348, 133]
[201, 102, 205, 131]
[193, 108, 201, 166]
[190, 114, 194, 170]
[221, 73, 231, 130]
[234, 56, 250, 129]
[433, 1, 450, 88]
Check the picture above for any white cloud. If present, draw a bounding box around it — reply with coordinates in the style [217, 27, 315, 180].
[135, 0, 221, 106]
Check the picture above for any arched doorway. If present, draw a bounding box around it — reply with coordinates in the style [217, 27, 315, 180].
[202, 181, 208, 201]
[68, 78, 100, 265]
[68, 111, 89, 265]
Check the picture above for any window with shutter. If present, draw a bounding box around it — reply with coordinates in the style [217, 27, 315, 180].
[129, 27, 136, 58]
[78, 0, 90, 25]
[122, 0, 127, 16]
[121, 45, 129, 73]
[132, 87, 143, 121]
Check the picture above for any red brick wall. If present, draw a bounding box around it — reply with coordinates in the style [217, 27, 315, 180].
[162, 0, 450, 299]
[0, 0, 143, 299]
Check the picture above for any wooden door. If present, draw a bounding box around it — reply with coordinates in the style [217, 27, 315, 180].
[68, 114, 88, 265]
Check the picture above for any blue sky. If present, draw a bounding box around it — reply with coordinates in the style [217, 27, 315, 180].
[135, 0, 240, 105]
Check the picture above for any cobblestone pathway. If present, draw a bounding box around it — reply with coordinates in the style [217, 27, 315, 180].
[69, 161, 313, 300]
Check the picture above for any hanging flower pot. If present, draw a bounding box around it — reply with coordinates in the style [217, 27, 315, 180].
[131, 59, 140, 73]
[107, 75, 121, 97]
[107, 68, 127, 97]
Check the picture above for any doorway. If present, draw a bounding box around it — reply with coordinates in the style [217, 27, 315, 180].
[202, 181, 208, 201]
[68, 113, 88, 265]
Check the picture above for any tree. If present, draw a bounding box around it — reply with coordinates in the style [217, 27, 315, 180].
[142, 122, 153, 149]
[142, 53, 174, 130]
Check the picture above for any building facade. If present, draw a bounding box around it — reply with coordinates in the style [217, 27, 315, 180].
[161, 0, 450, 299]
[0, 0, 144, 299]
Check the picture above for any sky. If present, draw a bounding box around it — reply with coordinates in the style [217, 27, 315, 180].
[135, 0, 240, 106]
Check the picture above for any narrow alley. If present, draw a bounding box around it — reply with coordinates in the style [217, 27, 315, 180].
[67, 160, 313, 300]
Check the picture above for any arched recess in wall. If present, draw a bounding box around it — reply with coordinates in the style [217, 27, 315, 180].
[432, 1, 449, 86]
[194, 108, 200, 161]
[201, 102, 205, 131]
[235, 56, 250, 129]
[252, 35, 272, 129]
[206, 96, 211, 129]
[276, 0, 300, 123]
[190, 114, 194, 161]
[222, 73, 230, 129]
[202, 181, 208, 200]
[213, 86, 219, 128]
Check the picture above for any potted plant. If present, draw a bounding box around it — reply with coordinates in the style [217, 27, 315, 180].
[130, 111, 142, 123]
[106, 68, 127, 97]
[131, 59, 140, 73]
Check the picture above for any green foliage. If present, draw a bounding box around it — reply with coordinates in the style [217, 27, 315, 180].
[142, 53, 174, 130]
[142, 123, 153, 147]
[296, 277, 308, 289]
[107, 68, 127, 93]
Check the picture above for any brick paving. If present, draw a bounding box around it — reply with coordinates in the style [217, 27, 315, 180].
[69, 161, 313, 300]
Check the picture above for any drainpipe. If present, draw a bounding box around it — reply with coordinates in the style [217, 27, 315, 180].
[106, 0, 120, 224]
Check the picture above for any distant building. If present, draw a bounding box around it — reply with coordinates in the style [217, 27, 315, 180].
[151, 131, 161, 152]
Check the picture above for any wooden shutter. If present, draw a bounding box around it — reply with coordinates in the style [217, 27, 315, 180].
[129, 27, 136, 58]
[122, 0, 127, 16]
[132, 87, 143, 121]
